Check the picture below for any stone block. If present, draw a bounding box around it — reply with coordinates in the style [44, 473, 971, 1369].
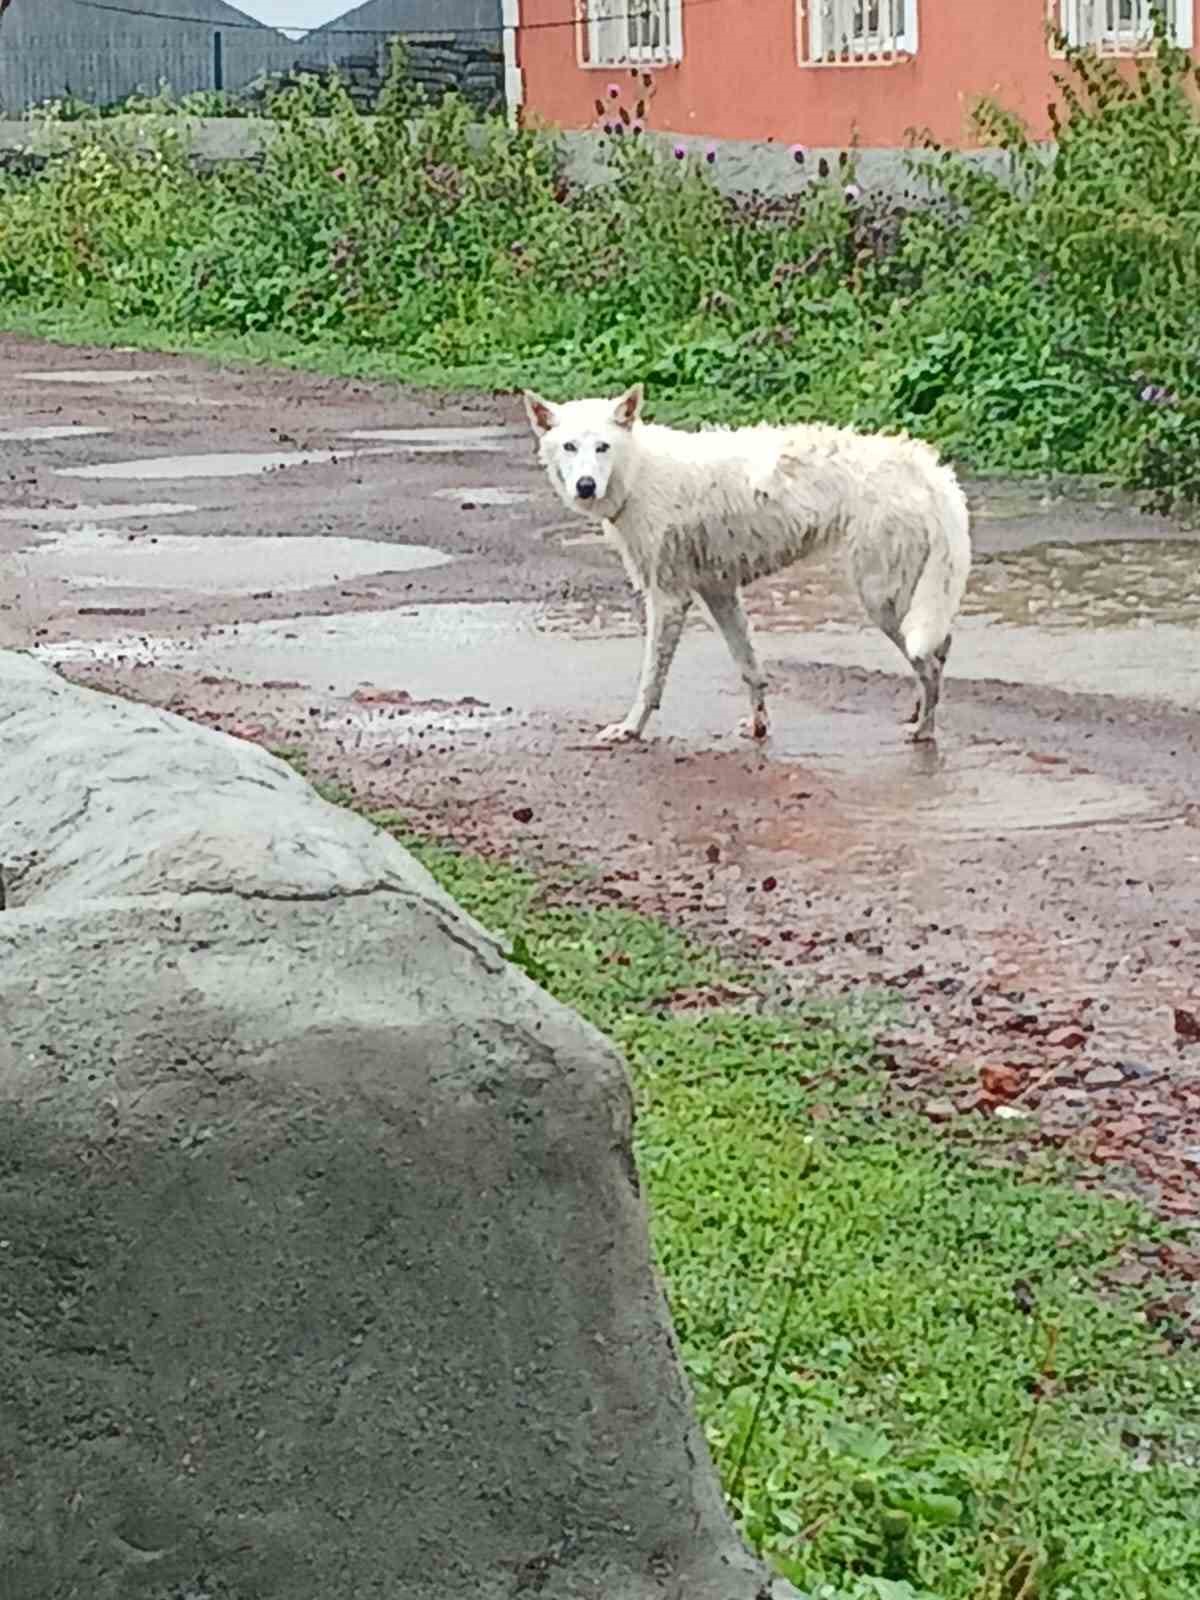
[0, 653, 794, 1600]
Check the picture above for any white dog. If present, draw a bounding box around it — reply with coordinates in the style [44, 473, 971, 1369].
[524, 383, 971, 744]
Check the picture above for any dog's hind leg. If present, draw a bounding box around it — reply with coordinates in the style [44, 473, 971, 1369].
[907, 632, 951, 742]
[597, 587, 691, 743]
[871, 599, 951, 735]
[872, 599, 926, 727]
[697, 584, 769, 740]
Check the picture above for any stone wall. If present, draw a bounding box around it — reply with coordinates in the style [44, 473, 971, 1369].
[0, 115, 1018, 197]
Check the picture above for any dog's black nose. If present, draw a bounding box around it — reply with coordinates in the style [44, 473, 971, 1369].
[576, 476, 597, 500]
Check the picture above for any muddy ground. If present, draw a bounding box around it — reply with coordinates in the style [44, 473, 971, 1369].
[3, 332, 1199, 1242]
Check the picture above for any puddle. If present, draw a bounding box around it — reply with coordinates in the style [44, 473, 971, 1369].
[58, 447, 400, 481]
[541, 538, 1200, 635]
[763, 617, 1200, 711]
[342, 427, 516, 454]
[0, 425, 111, 442]
[963, 476, 1166, 538]
[37, 600, 1197, 714]
[16, 369, 172, 384]
[784, 744, 1169, 837]
[19, 527, 452, 594]
[967, 481, 1061, 521]
[432, 486, 532, 506]
[33, 603, 585, 689]
[36, 602, 1171, 836]
[968, 540, 1200, 628]
[538, 540, 1200, 710]
[0, 502, 198, 525]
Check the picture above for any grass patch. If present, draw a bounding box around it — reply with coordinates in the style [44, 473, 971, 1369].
[363, 813, 1200, 1599]
[4, 33, 1200, 505]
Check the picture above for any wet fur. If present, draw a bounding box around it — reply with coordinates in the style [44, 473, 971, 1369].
[523, 384, 972, 744]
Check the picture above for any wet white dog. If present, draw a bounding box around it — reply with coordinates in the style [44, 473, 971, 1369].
[524, 383, 971, 744]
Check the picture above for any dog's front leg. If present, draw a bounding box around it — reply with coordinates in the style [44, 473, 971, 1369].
[597, 588, 691, 743]
[697, 584, 769, 740]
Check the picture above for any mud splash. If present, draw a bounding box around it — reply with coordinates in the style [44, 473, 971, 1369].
[58, 447, 401, 481]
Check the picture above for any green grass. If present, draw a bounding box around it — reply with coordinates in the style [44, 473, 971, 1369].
[360, 813, 1200, 1600]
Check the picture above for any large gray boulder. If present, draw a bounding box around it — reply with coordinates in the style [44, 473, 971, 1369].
[0, 651, 792, 1600]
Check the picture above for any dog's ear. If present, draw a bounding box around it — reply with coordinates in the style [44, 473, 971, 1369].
[611, 383, 644, 430]
[523, 390, 558, 438]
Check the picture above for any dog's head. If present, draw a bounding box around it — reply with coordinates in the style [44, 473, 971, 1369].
[522, 384, 644, 517]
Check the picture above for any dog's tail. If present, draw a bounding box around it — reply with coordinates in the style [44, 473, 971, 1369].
[900, 470, 971, 661]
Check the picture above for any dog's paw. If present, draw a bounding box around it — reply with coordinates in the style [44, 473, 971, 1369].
[596, 721, 641, 745]
[906, 725, 937, 745]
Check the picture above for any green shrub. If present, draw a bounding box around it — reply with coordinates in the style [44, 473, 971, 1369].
[2, 29, 1199, 506]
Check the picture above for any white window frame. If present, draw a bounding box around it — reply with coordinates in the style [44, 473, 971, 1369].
[798, 0, 919, 66]
[1051, 0, 1194, 54]
[576, 0, 684, 69]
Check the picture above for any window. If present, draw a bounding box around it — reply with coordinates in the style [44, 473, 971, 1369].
[578, 0, 684, 68]
[1053, 0, 1194, 52]
[799, 0, 918, 65]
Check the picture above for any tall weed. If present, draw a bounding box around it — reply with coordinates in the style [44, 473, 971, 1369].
[2, 33, 1199, 504]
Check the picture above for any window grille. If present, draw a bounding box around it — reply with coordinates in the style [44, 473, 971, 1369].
[798, 0, 918, 66]
[578, 0, 684, 68]
[1052, 0, 1193, 54]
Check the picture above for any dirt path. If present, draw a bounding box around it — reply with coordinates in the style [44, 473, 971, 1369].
[3, 332, 1199, 1227]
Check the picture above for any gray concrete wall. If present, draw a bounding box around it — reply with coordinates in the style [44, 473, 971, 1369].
[565, 128, 1018, 199]
[0, 114, 1019, 196]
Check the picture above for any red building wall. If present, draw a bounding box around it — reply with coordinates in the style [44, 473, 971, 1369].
[518, 0, 1198, 148]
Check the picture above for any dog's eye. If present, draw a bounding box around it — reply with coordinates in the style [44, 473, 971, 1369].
[562, 441, 578, 454]
[595, 442, 610, 454]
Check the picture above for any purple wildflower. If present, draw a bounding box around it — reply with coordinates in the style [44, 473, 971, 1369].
[843, 181, 862, 202]
[789, 143, 805, 164]
[704, 142, 718, 164]
[603, 121, 614, 135]
[673, 142, 687, 160]
[607, 82, 621, 99]
[631, 120, 644, 136]
[331, 166, 347, 182]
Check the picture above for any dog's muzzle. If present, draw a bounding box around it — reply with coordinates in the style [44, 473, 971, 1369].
[575, 477, 597, 501]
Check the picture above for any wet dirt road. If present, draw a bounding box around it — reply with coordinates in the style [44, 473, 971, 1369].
[3, 333, 1200, 1228]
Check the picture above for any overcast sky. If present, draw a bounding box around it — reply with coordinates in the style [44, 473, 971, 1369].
[234, 0, 353, 34]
